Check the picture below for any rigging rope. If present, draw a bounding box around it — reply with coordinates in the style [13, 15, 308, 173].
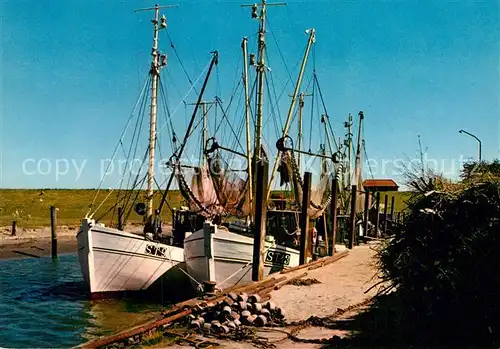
[155, 60, 211, 138]
[313, 73, 338, 150]
[165, 30, 198, 94]
[88, 76, 151, 215]
[308, 74, 316, 152]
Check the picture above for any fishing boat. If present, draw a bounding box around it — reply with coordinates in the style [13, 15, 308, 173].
[77, 4, 219, 296]
[179, 1, 335, 291]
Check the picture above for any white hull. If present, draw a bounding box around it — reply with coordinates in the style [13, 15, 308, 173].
[184, 222, 301, 290]
[77, 218, 184, 294]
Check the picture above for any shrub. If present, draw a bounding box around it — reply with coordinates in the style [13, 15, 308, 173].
[378, 181, 500, 344]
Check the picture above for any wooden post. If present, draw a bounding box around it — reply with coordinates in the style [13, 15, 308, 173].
[11, 221, 16, 236]
[390, 196, 395, 222]
[374, 192, 380, 237]
[397, 211, 401, 224]
[363, 190, 369, 237]
[383, 195, 388, 234]
[50, 206, 57, 259]
[299, 172, 312, 265]
[118, 207, 124, 231]
[252, 160, 268, 281]
[348, 185, 357, 249]
[330, 178, 338, 256]
[322, 213, 329, 256]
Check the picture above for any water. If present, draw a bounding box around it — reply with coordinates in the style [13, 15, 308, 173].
[0, 254, 166, 348]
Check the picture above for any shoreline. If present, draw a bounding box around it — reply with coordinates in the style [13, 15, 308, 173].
[0, 235, 78, 260]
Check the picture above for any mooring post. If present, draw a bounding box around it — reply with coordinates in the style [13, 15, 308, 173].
[11, 220, 16, 236]
[363, 190, 369, 237]
[383, 194, 388, 234]
[252, 160, 268, 281]
[374, 192, 381, 237]
[299, 172, 312, 265]
[322, 212, 329, 256]
[118, 207, 124, 231]
[330, 178, 338, 256]
[348, 185, 357, 249]
[390, 196, 395, 222]
[50, 206, 58, 259]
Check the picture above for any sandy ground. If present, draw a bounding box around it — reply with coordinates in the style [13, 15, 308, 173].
[0, 225, 78, 259]
[272, 244, 379, 322]
[171, 244, 381, 349]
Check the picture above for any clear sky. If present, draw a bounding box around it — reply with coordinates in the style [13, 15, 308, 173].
[1, 0, 499, 189]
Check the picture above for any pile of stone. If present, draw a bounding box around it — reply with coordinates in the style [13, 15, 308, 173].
[188, 292, 286, 334]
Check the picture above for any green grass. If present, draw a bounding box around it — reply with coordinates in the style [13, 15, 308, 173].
[376, 191, 411, 212]
[0, 189, 184, 228]
[0, 188, 412, 229]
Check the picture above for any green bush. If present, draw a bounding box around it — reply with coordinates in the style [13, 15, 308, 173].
[378, 181, 500, 344]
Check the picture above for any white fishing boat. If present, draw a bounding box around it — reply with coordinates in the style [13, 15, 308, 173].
[77, 4, 219, 296]
[77, 218, 184, 295]
[184, 222, 300, 290]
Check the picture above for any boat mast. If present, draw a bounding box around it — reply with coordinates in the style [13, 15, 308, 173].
[255, 2, 266, 160]
[242, 0, 285, 160]
[293, 92, 312, 174]
[353, 111, 364, 187]
[345, 113, 353, 188]
[242, 37, 253, 213]
[136, 4, 174, 224]
[266, 28, 316, 201]
[187, 100, 216, 167]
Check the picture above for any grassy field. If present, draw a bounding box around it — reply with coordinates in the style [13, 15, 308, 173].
[376, 191, 411, 212]
[0, 189, 411, 229]
[0, 189, 184, 228]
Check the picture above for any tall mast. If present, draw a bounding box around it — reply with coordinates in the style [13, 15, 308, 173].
[242, 37, 253, 213]
[266, 28, 316, 201]
[353, 111, 364, 187]
[255, 2, 266, 160]
[294, 92, 312, 173]
[345, 113, 353, 188]
[136, 4, 175, 224]
[242, 0, 285, 160]
[147, 5, 160, 222]
[187, 100, 216, 167]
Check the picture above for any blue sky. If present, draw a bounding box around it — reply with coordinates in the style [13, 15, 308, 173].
[1, 0, 499, 189]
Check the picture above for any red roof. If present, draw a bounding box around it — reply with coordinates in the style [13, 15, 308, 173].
[362, 179, 399, 188]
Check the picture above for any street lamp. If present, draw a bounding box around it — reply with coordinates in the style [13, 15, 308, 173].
[458, 129, 482, 162]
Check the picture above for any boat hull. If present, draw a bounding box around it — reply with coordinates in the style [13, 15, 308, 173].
[77, 219, 184, 294]
[184, 222, 300, 290]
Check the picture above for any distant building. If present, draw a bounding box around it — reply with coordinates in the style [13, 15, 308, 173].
[362, 179, 399, 192]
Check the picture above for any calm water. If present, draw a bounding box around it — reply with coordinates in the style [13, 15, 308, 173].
[0, 254, 165, 348]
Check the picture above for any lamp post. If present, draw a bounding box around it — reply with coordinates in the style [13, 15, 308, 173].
[459, 129, 482, 162]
